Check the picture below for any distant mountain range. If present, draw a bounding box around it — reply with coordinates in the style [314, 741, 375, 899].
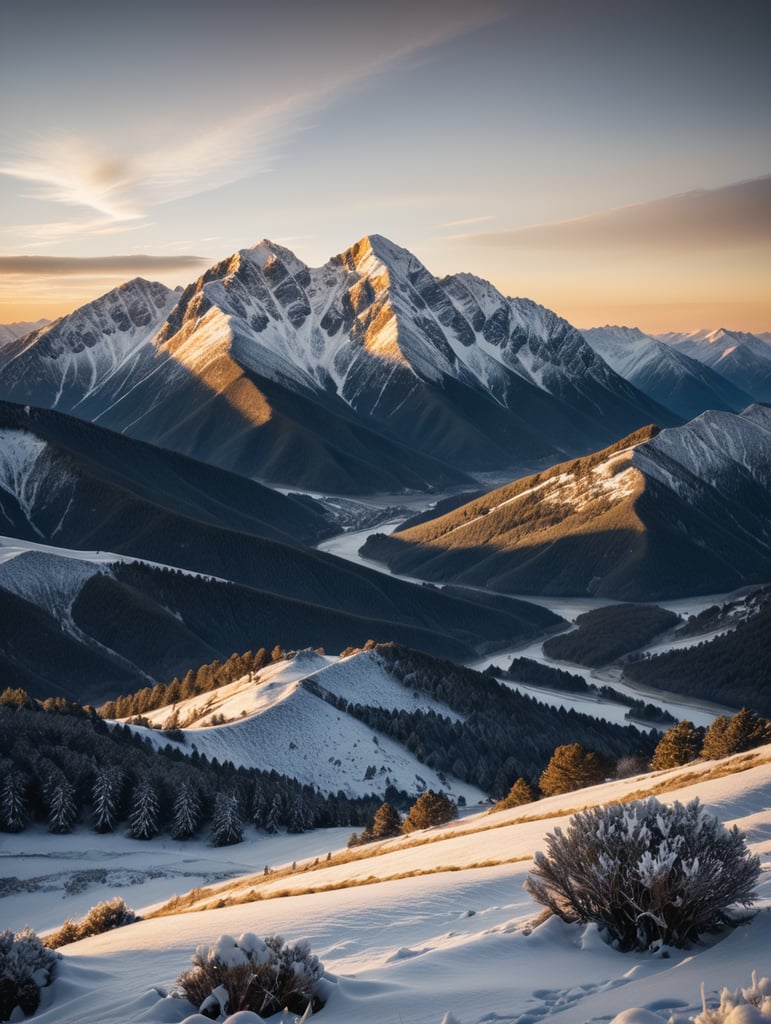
[0, 318, 49, 345]
[582, 325, 753, 420]
[656, 327, 771, 403]
[361, 406, 771, 601]
[0, 237, 674, 494]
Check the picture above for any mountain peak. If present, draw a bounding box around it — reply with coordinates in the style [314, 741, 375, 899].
[337, 234, 417, 278]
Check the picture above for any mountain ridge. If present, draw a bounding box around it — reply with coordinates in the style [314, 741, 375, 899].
[0, 235, 676, 494]
[360, 407, 771, 600]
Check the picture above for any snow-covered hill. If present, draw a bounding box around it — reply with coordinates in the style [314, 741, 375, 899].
[6, 742, 770, 1024]
[127, 651, 483, 803]
[0, 237, 674, 493]
[583, 324, 752, 418]
[657, 327, 771, 403]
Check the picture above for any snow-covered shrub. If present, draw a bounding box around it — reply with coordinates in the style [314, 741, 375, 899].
[176, 932, 324, 1019]
[0, 926, 59, 1021]
[694, 971, 771, 1022]
[525, 796, 760, 951]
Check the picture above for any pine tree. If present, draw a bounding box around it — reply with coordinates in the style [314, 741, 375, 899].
[287, 796, 308, 834]
[129, 777, 160, 840]
[701, 715, 730, 760]
[539, 744, 606, 797]
[264, 793, 282, 834]
[495, 777, 536, 810]
[46, 775, 78, 834]
[650, 720, 702, 770]
[723, 708, 771, 755]
[171, 783, 201, 840]
[92, 765, 123, 833]
[209, 793, 244, 846]
[251, 782, 266, 829]
[402, 791, 456, 833]
[366, 801, 398, 838]
[0, 768, 27, 832]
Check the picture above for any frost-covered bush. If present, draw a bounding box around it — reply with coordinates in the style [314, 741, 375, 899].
[0, 926, 59, 1021]
[525, 796, 760, 951]
[694, 971, 771, 1022]
[176, 932, 323, 1019]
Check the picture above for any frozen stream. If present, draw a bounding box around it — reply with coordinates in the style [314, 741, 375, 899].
[318, 509, 747, 729]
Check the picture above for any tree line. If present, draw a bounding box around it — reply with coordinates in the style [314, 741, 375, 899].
[0, 693, 386, 843]
[98, 647, 288, 721]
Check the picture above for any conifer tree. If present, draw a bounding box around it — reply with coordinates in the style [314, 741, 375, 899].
[46, 775, 78, 834]
[701, 715, 730, 760]
[723, 708, 771, 754]
[287, 795, 308, 834]
[92, 765, 123, 833]
[650, 720, 702, 770]
[495, 777, 536, 810]
[251, 781, 266, 829]
[539, 744, 606, 797]
[209, 793, 244, 846]
[402, 791, 456, 833]
[129, 777, 161, 840]
[0, 768, 28, 832]
[171, 782, 201, 840]
[370, 801, 402, 838]
[264, 793, 282, 834]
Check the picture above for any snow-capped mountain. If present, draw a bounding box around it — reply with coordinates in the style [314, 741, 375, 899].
[582, 325, 752, 419]
[0, 318, 49, 345]
[362, 406, 771, 600]
[657, 328, 771, 403]
[0, 236, 674, 493]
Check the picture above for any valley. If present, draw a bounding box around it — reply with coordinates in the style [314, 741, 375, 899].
[0, 238, 769, 1024]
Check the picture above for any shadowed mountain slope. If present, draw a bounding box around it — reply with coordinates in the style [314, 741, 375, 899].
[361, 407, 771, 600]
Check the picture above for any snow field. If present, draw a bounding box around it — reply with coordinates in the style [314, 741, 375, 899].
[5, 746, 770, 1024]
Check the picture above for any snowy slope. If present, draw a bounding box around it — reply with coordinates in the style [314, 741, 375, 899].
[9, 743, 770, 1024]
[129, 653, 482, 803]
[583, 325, 752, 418]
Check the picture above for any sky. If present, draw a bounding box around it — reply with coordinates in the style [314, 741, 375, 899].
[1, 0, 770, 333]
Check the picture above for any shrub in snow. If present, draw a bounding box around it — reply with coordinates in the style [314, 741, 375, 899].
[46, 897, 136, 948]
[694, 971, 771, 1023]
[176, 932, 323, 1019]
[0, 926, 59, 1021]
[525, 796, 760, 952]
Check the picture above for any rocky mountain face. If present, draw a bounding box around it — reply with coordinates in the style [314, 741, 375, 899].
[656, 328, 771, 403]
[0, 236, 674, 494]
[361, 407, 771, 600]
[582, 325, 752, 419]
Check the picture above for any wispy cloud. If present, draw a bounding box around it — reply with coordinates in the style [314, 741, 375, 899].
[0, 254, 209, 276]
[0, 4, 506, 246]
[441, 215, 495, 228]
[460, 175, 771, 250]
